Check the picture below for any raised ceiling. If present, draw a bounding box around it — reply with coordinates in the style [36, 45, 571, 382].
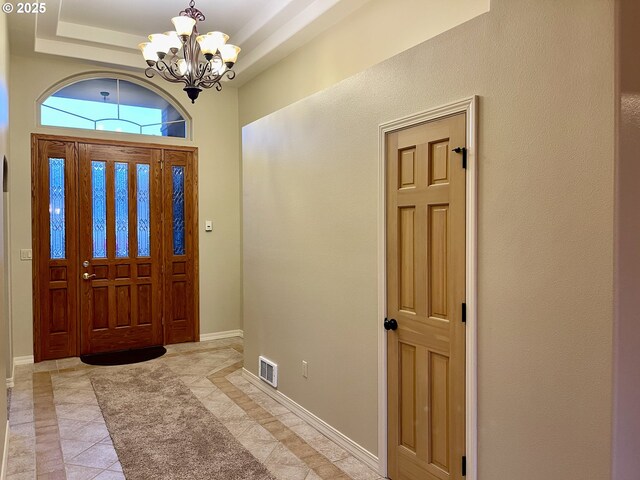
[11, 0, 372, 85]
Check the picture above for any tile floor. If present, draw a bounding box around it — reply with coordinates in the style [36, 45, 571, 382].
[5, 337, 384, 480]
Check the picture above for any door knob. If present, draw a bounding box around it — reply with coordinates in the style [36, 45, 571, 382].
[384, 318, 398, 331]
[82, 273, 96, 280]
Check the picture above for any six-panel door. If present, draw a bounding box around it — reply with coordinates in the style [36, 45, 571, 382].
[386, 114, 467, 480]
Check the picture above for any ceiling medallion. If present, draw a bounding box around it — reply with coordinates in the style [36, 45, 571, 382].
[138, 0, 241, 103]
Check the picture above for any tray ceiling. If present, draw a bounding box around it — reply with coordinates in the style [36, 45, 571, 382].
[10, 0, 371, 84]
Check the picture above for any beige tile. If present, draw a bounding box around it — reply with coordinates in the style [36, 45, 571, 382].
[311, 462, 353, 480]
[55, 404, 102, 422]
[64, 464, 104, 480]
[93, 471, 126, 480]
[10, 409, 35, 426]
[99, 436, 113, 447]
[36, 468, 67, 480]
[53, 377, 93, 392]
[333, 456, 383, 480]
[10, 394, 34, 413]
[236, 424, 279, 462]
[218, 403, 250, 422]
[188, 377, 216, 388]
[53, 390, 98, 406]
[67, 444, 119, 470]
[51, 370, 91, 383]
[10, 422, 36, 439]
[33, 361, 58, 373]
[15, 364, 35, 375]
[221, 417, 256, 437]
[267, 444, 311, 468]
[289, 424, 349, 462]
[56, 419, 89, 440]
[304, 471, 323, 480]
[307, 437, 349, 463]
[188, 386, 217, 399]
[277, 413, 306, 428]
[289, 423, 325, 443]
[60, 439, 95, 461]
[62, 422, 110, 444]
[34, 440, 62, 457]
[35, 454, 65, 475]
[234, 381, 262, 396]
[56, 358, 83, 370]
[239, 436, 279, 463]
[199, 394, 235, 417]
[6, 453, 36, 475]
[177, 374, 204, 385]
[8, 434, 36, 457]
[252, 394, 290, 416]
[5, 471, 37, 480]
[266, 444, 311, 480]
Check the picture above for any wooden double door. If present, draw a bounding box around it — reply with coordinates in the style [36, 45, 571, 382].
[32, 135, 199, 361]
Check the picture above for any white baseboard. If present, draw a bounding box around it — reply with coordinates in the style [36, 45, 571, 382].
[13, 355, 33, 366]
[200, 330, 244, 342]
[5, 362, 15, 389]
[242, 368, 379, 472]
[0, 420, 9, 480]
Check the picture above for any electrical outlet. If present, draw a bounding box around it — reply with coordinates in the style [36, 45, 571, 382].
[302, 360, 308, 378]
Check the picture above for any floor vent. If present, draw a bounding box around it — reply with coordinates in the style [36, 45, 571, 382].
[258, 356, 278, 388]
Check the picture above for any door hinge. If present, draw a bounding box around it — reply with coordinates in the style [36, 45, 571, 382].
[462, 455, 467, 476]
[461, 302, 467, 323]
[453, 146, 467, 169]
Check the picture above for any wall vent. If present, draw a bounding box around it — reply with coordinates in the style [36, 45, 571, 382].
[258, 356, 278, 388]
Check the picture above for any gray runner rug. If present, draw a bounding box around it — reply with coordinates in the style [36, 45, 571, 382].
[90, 363, 275, 480]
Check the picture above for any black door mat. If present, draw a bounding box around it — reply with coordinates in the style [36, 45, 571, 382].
[81, 346, 167, 366]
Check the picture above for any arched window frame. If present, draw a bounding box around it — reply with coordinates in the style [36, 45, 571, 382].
[36, 72, 192, 140]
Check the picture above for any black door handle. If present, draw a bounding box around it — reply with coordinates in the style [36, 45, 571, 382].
[384, 318, 398, 331]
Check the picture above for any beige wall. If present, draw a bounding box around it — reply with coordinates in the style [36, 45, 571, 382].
[0, 7, 9, 470]
[242, 0, 615, 478]
[613, 0, 640, 478]
[238, 0, 490, 125]
[9, 53, 242, 357]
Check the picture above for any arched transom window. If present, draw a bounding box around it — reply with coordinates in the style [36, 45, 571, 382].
[40, 77, 188, 138]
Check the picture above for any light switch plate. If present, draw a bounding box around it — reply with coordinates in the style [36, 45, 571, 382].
[205, 220, 213, 232]
[20, 249, 32, 261]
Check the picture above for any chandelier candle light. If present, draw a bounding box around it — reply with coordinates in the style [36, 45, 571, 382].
[139, 0, 241, 103]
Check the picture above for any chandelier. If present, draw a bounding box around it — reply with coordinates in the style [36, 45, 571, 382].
[138, 0, 241, 104]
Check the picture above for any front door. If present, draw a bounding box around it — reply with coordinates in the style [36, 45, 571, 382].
[78, 143, 163, 354]
[386, 114, 466, 479]
[32, 135, 199, 361]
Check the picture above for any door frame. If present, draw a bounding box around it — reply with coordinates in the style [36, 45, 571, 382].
[31, 133, 200, 361]
[377, 96, 478, 479]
